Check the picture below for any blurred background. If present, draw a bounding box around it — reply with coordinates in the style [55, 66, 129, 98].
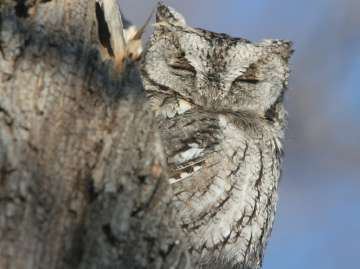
[120, 1, 360, 268]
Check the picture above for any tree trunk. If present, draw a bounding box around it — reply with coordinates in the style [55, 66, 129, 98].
[0, 1, 187, 269]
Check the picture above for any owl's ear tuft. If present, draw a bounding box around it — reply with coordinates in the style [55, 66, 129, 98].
[277, 40, 294, 60]
[261, 39, 294, 61]
[156, 3, 187, 26]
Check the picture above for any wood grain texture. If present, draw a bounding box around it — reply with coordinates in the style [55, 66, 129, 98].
[0, 1, 187, 269]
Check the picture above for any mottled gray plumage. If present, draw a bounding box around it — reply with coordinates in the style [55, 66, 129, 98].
[141, 4, 292, 269]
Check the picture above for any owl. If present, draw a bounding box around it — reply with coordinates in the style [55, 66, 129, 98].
[141, 4, 292, 269]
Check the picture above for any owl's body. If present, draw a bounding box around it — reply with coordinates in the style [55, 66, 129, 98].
[141, 5, 292, 269]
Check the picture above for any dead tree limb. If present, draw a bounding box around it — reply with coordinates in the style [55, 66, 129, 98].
[0, 1, 187, 268]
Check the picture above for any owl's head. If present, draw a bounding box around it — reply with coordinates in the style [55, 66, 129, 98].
[142, 4, 292, 115]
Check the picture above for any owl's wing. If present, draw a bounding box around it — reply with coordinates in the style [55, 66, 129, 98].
[159, 111, 281, 267]
[158, 111, 221, 186]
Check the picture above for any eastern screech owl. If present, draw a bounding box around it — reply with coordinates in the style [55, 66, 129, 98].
[141, 4, 292, 269]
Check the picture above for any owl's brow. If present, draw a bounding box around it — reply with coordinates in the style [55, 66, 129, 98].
[182, 27, 251, 45]
[142, 68, 196, 103]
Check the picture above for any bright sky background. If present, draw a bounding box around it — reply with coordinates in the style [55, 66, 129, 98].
[121, 1, 360, 268]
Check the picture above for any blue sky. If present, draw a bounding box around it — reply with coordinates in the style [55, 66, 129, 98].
[121, 1, 360, 268]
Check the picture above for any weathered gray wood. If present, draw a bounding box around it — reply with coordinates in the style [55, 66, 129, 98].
[0, 1, 187, 268]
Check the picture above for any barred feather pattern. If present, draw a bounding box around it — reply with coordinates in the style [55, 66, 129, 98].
[141, 4, 292, 269]
[154, 105, 283, 269]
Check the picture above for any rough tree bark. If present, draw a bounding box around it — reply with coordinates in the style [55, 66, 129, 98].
[0, 1, 188, 269]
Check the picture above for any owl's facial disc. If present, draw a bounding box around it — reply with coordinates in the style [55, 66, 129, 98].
[172, 30, 263, 105]
[144, 4, 292, 115]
